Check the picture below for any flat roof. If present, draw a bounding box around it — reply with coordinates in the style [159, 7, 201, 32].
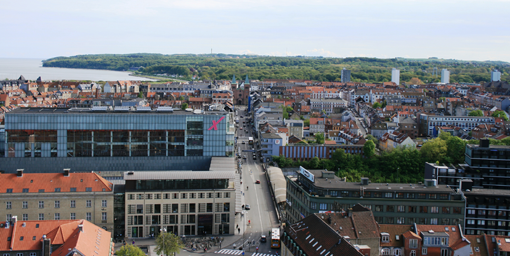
[7, 107, 230, 115]
[124, 170, 235, 180]
[464, 188, 510, 196]
[298, 169, 456, 192]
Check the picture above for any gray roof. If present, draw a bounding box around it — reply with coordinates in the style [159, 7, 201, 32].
[304, 169, 457, 192]
[209, 157, 236, 171]
[261, 133, 282, 139]
[8, 107, 229, 115]
[124, 171, 235, 180]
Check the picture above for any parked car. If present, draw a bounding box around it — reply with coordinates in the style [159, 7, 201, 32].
[245, 204, 250, 210]
[255, 180, 261, 184]
[242, 141, 246, 144]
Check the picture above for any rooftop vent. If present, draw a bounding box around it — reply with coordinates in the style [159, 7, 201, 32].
[17, 169, 24, 177]
[127, 171, 134, 175]
[63, 168, 70, 177]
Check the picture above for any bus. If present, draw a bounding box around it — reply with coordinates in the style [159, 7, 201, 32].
[270, 228, 281, 249]
[248, 137, 253, 145]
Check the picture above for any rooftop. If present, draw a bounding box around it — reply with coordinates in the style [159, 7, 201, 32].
[7, 107, 230, 115]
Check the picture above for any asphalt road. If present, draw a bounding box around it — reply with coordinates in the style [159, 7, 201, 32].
[236, 108, 281, 255]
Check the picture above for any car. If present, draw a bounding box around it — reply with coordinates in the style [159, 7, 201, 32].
[260, 235, 267, 242]
[240, 127, 243, 130]
[242, 141, 246, 144]
[243, 155, 247, 159]
[245, 204, 250, 210]
[255, 180, 260, 184]
[240, 116, 243, 118]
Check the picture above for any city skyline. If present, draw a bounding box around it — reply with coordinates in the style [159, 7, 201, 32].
[1, 0, 510, 62]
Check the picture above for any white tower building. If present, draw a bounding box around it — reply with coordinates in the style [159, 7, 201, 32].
[391, 68, 400, 85]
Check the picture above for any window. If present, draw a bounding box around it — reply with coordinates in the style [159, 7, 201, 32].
[71, 200, 76, 208]
[54, 201, 60, 208]
[22, 201, 28, 209]
[431, 207, 439, 213]
[386, 205, 394, 212]
[422, 248, 427, 255]
[224, 192, 230, 198]
[397, 205, 405, 212]
[408, 206, 417, 213]
[441, 249, 448, 256]
[71, 213, 76, 220]
[86, 200, 91, 208]
[102, 200, 107, 207]
[39, 201, 44, 209]
[54, 213, 60, 220]
[311, 203, 317, 210]
[86, 212, 91, 221]
[430, 218, 438, 225]
[182, 193, 188, 199]
[410, 250, 416, 256]
[382, 235, 390, 243]
[409, 239, 418, 248]
[320, 203, 328, 210]
[30, 253, 36, 256]
[22, 188, 29, 193]
[39, 213, 44, 220]
[38, 189, 44, 193]
[397, 217, 405, 224]
[86, 187, 92, 192]
[54, 188, 61, 192]
[102, 212, 107, 222]
[70, 187, 77, 192]
[420, 206, 428, 213]
[6, 202, 11, 209]
[384, 193, 393, 198]
[6, 189, 13, 193]
[22, 214, 28, 221]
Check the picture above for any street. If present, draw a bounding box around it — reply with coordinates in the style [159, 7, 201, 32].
[235, 106, 281, 255]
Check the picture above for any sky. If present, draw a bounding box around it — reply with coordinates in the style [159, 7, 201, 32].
[1, 0, 510, 62]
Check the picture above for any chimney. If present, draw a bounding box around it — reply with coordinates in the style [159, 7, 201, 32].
[42, 236, 51, 256]
[11, 216, 17, 223]
[17, 169, 24, 177]
[63, 169, 70, 177]
[78, 224, 84, 232]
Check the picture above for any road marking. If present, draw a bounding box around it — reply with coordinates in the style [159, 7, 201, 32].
[215, 249, 244, 255]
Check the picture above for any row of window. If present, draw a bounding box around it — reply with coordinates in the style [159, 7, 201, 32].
[128, 192, 230, 200]
[5, 187, 94, 193]
[6, 212, 106, 221]
[5, 200, 107, 209]
[466, 219, 510, 226]
[127, 203, 230, 214]
[375, 216, 461, 225]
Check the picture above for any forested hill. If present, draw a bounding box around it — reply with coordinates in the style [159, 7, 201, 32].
[42, 53, 510, 83]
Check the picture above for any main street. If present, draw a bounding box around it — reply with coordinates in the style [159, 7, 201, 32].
[235, 107, 281, 255]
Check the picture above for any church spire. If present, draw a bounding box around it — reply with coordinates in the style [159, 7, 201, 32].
[232, 75, 237, 84]
[244, 75, 250, 85]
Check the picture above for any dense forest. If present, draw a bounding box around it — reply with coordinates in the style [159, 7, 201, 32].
[43, 53, 510, 83]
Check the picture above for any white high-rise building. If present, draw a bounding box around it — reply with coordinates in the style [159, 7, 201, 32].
[491, 70, 501, 82]
[441, 69, 450, 84]
[391, 68, 400, 85]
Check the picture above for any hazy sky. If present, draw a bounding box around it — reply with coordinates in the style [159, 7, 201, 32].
[2, 0, 509, 61]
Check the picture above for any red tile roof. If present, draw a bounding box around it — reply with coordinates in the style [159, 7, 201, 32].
[0, 172, 112, 193]
[0, 220, 113, 255]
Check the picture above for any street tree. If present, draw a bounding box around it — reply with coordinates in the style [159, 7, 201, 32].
[181, 103, 188, 110]
[420, 138, 448, 163]
[492, 110, 509, 121]
[363, 140, 376, 158]
[468, 109, 483, 116]
[155, 232, 185, 256]
[315, 133, 325, 144]
[116, 245, 145, 256]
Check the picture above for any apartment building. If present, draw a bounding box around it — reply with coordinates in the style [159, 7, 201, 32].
[309, 98, 347, 114]
[279, 144, 364, 160]
[0, 169, 114, 233]
[285, 168, 465, 227]
[419, 114, 495, 137]
[0, 219, 114, 256]
[124, 158, 238, 238]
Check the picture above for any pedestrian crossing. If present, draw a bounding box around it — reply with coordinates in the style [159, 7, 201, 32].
[214, 249, 277, 256]
[215, 249, 244, 255]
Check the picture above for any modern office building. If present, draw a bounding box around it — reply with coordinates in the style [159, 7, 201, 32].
[463, 188, 510, 236]
[492, 70, 502, 82]
[285, 168, 465, 227]
[426, 140, 510, 189]
[2, 107, 235, 172]
[124, 157, 239, 238]
[391, 68, 400, 85]
[0, 169, 114, 233]
[341, 68, 351, 83]
[441, 69, 450, 84]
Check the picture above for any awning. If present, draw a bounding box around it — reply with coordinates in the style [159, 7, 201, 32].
[268, 167, 286, 204]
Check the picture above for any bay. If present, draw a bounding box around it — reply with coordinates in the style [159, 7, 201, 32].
[0, 58, 155, 81]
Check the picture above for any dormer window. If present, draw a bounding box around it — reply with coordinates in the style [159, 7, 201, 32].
[381, 233, 390, 243]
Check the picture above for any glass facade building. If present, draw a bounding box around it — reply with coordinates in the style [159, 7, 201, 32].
[4, 108, 235, 158]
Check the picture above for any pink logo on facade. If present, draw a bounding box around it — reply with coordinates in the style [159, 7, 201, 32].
[208, 116, 225, 130]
